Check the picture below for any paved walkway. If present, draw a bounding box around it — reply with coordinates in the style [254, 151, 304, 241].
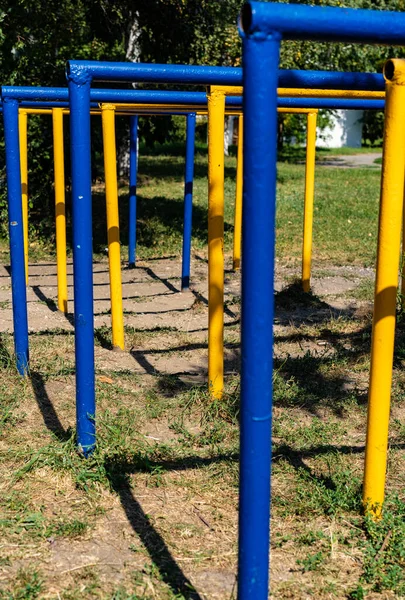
[317, 152, 382, 168]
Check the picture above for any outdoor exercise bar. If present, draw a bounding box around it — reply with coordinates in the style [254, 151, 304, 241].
[2, 89, 208, 356]
[66, 60, 386, 90]
[238, 2, 405, 598]
[207, 84, 385, 399]
[128, 116, 138, 269]
[2, 76, 387, 448]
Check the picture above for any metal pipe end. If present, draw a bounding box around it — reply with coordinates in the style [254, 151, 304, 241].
[383, 59, 405, 85]
[240, 3, 253, 33]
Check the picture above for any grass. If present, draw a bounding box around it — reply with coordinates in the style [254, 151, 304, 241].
[1, 309, 404, 598]
[0, 142, 404, 598]
[0, 143, 381, 270]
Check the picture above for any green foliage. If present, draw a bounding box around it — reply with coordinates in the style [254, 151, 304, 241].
[136, 0, 241, 66]
[279, 0, 405, 74]
[297, 550, 325, 572]
[0, 0, 243, 241]
[0, 569, 43, 599]
[296, 460, 361, 516]
[362, 496, 405, 594]
[347, 585, 366, 600]
[0, 0, 128, 239]
[0, 0, 394, 242]
[279, 110, 334, 149]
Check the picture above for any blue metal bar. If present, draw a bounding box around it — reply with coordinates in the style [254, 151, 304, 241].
[91, 89, 208, 104]
[238, 31, 280, 600]
[2, 86, 209, 104]
[2, 99, 29, 375]
[14, 97, 388, 111]
[67, 60, 385, 91]
[237, 3, 405, 598]
[277, 97, 385, 110]
[181, 113, 196, 291]
[16, 97, 388, 110]
[2, 86, 387, 111]
[68, 78, 96, 456]
[128, 115, 138, 268]
[242, 1, 405, 44]
[2, 87, 69, 101]
[19, 101, 99, 109]
[67, 61, 242, 86]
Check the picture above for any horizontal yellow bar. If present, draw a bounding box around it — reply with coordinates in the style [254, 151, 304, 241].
[278, 108, 318, 114]
[22, 104, 318, 118]
[278, 88, 385, 99]
[210, 85, 385, 100]
[104, 103, 318, 115]
[211, 86, 243, 96]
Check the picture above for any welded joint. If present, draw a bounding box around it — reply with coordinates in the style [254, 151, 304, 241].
[66, 62, 93, 85]
[100, 103, 116, 112]
[207, 86, 226, 106]
[1, 96, 19, 106]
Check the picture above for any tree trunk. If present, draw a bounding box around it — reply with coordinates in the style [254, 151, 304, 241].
[118, 15, 142, 177]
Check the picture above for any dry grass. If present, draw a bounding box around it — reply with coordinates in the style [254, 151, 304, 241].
[0, 261, 404, 599]
[0, 152, 404, 598]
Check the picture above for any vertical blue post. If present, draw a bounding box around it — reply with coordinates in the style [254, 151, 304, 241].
[3, 98, 29, 375]
[238, 23, 281, 600]
[67, 76, 96, 456]
[128, 115, 138, 268]
[181, 112, 196, 291]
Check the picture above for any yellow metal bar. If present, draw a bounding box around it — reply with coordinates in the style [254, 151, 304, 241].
[278, 108, 318, 114]
[302, 111, 317, 292]
[402, 195, 405, 304]
[101, 104, 125, 351]
[23, 105, 318, 117]
[363, 59, 405, 518]
[278, 88, 385, 99]
[211, 84, 384, 100]
[212, 86, 243, 96]
[23, 108, 54, 115]
[52, 108, 68, 314]
[233, 116, 243, 271]
[19, 110, 28, 284]
[207, 88, 226, 399]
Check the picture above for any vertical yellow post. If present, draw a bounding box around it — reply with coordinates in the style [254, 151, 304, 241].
[207, 88, 226, 399]
[363, 59, 405, 517]
[302, 111, 317, 292]
[19, 110, 29, 284]
[233, 115, 243, 271]
[101, 104, 125, 351]
[401, 187, 405, 305]
[52, 108, 68, 314]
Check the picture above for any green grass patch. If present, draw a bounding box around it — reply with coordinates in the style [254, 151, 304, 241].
[0, 145, 381, 269]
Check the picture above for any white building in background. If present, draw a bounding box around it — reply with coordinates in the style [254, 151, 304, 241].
[223, 110, 364, 152]
[316, 109, 364, 148]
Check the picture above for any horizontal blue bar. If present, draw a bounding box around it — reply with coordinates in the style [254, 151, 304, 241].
[1, 86, 209, 104]
[16, 101, 100, 109]
[1, 87, 68, 101]
[224, 96, 385, 110]
[278, 98, 385, 110]
[1, 88, 386, 111]
[67, 61, 241, 86]
[66, 60, 385, 91]
[241, 1, 405, 45]
[0, 86, 385, 115]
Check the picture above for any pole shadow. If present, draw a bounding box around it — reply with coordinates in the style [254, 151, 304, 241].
[105, 462, 203, 600]
[30, 371, 72, 442]
[31, 286, 74, 326]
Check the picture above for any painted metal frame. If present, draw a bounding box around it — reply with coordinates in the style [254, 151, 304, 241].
[239, 2, 405, 598]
